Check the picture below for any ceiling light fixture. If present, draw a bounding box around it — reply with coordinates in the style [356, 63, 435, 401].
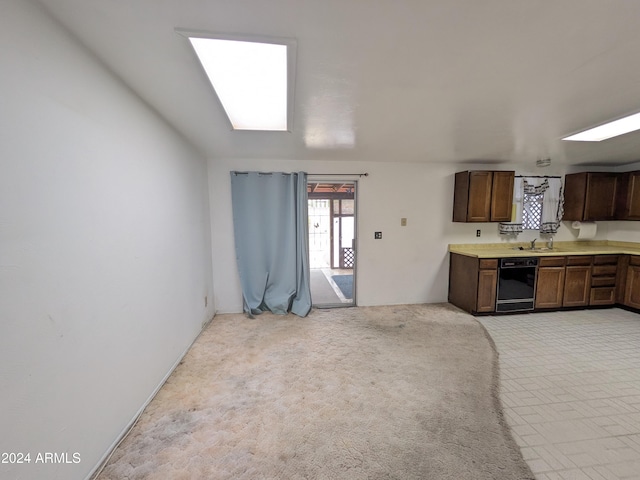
[177, 30, 296, 131]
[563, 112, 640, 142]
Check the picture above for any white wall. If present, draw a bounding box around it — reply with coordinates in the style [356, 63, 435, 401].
[209, 157, 597, 312]
[0, 2, 214, 479]
[606, 221, 640, 242]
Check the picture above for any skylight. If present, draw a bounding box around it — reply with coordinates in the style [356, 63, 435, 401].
[186, 35, 292, 131]
[563, 112, 640, 142]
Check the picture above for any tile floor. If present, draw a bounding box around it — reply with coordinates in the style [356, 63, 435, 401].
[478, 308, 640, 480]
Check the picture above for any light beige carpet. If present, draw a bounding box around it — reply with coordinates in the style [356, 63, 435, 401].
[95, 303, 533, 479]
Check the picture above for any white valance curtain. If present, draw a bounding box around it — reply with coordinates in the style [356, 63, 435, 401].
[540, 177, 564, 234]
[499, 177, 564, 236]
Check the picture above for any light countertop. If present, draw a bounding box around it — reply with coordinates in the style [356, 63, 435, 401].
[448, 241, 640, 258]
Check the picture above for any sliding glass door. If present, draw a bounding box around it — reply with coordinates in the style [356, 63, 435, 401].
[307, 182, 356, 307]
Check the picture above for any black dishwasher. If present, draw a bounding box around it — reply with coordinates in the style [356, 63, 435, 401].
[496, 257, 538, 312]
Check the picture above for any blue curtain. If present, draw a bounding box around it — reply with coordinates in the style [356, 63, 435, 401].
[230, 171, 311, 317]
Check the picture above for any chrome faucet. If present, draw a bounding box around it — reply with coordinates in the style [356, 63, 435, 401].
[530, 238, 537, 250]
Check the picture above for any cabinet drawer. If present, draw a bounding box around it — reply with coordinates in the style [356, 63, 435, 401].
[593, 255, 619, 265]
[567, 256, 592, 266]
[539, 257, 566, 267]
[479, 259, 498, 269]
[590, 287, 616, 305]
[591, 276, 616, 287]
[592, 265, 617, 276]
[630, 256, 640, 267]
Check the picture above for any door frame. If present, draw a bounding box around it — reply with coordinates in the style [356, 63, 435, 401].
[307, 177, 358, 307]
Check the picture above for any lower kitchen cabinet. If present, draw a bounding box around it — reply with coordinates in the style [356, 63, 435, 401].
[563, 266, 591, 307]
[625, 258, 640, 310]
[591, 286, 616, 305]
[477, 268, 498, 313]
[536, 268, 565, 309]
[536, 257, 591, 309]
[449, 252, 640, 315]
[590, 255, 618, 306]
[535, 257, 566, 309]
[563, 257, 592, 307]
[448, 253, 497, 314]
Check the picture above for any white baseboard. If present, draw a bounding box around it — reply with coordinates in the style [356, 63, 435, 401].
[85, 313, 216, 480]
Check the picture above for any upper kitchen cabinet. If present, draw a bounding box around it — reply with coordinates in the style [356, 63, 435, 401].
[453, 171, 515, 222]
[563, 172, 619, 221]
[616, 171, 640, 220]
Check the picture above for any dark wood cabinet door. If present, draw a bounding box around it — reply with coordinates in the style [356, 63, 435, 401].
[467, 171, 493, 222]
[584, 173, 618, 220]
[452, 171, 470, 222]
[562, 173, 587, 221]
[448, 254, 497, 314]
[624, 265, 640, 310]
[565, 172, 619, 221]
[477, 269, 497, 313]
[535, 267, 565, 309]
[448, 253, 478, 313]
[627, 173, 640, 219]
[563, 266, 591, 307]
[590, 287, 616, 305]
[453, 170, 515, 223]
[617, 171, 640, 220]
[490, 171, 515, 222]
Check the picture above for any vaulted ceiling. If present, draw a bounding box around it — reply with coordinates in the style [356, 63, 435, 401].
[39, 0, 640, 166]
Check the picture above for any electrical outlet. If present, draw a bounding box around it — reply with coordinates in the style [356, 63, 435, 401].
[401, 218, 407, 226]
[476, 230, 481, 237]
[374, 231, 382, 239]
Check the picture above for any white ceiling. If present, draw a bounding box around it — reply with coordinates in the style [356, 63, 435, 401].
[38, 0, 640, 166]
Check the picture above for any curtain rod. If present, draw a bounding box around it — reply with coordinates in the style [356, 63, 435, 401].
[232, 171, 368, 177]
[309, 173, 368, 177]
[515, 175, 561, 178]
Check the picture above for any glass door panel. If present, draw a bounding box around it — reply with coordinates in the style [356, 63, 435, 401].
[308, 182, 357, 307]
